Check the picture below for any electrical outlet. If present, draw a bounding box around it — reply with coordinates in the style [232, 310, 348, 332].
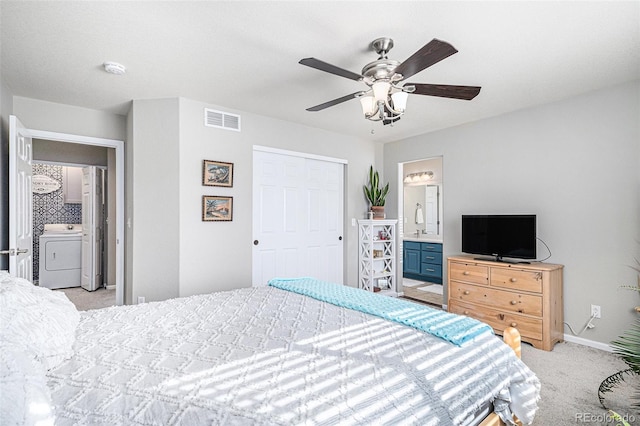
[591, 304, 601, 319]
[351, 218, 356, 227]
[138, 296, 146, 304]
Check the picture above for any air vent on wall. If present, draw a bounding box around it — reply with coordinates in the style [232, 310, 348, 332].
[204, 108, 241, 132]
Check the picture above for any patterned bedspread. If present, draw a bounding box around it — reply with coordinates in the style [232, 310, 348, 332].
[47, 287, 539, 425]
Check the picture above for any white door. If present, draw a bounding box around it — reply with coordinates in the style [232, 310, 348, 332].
[81, 166, 102, 291]
[425, 185, 439, 235]
[8, 116, 33, 280]
[252, 150, 344, 286]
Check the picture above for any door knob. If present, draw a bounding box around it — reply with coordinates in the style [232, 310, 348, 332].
[338, 236, 342, 240]
[253, 240, 259, 246]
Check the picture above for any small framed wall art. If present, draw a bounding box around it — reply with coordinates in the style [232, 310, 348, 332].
[203, 160, 233, 187]
[202, 195, 233, 222]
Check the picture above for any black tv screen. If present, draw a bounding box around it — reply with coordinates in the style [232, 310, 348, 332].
[462, 215, 537, 261]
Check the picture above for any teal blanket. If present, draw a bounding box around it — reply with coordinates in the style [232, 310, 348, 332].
[268, 277, 493, 346]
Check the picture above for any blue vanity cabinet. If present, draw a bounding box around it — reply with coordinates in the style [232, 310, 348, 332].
[403, 241, 443, 284]
[403, 241, 421, 275]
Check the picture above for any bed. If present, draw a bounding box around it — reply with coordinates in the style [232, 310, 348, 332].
[0, 272, 539, 425]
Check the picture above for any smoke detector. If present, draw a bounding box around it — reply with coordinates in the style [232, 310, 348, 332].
[103, 61, 126, 75]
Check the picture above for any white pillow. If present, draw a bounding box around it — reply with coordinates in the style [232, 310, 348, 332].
[0, 272, 80, 370]
[0, 347, 55, 426]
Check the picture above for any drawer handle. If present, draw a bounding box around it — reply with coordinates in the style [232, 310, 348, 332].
[426, 268, 435, 272]
[510, 322, 518, 328]
[463, 311, 470, 316]
[426, 256, 435, 260]
[463, 290, 470, 295]
[463, 271, 470, 276]
[510, 278, 517, 283]
[510, 300, 517, 305]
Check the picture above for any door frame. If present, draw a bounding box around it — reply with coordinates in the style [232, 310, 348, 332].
[25, 128, 124, 305]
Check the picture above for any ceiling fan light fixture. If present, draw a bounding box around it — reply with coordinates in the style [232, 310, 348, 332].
[391, 91, 409, 112]
[372, 81, 391, 102]
[359, 95, 375, 116]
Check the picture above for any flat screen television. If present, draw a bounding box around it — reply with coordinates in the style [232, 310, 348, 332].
[462, 215, 537, 262]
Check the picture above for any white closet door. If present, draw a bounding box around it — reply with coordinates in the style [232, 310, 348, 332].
[252, 150, 344, 286]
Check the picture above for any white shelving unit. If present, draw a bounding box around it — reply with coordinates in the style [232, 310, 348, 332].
[358, 219, 398, 296]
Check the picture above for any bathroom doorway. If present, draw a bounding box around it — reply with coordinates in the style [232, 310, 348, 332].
[397, 157, 445, 309]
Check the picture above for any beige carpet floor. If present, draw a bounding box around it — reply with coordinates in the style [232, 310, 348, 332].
[523, 340, 636, 425]
[55, 286, 116, 311]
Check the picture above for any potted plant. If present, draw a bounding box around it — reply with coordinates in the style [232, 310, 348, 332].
[598, 261, 640, 413]
[363, 165, 389, 219]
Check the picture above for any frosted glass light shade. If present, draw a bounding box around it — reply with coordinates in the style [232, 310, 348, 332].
[359, 96, 375, 116]
[372, 81, 391, 102]
[391, 91, 409, 111]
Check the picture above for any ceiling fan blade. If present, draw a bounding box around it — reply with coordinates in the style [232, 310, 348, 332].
[408, 83, 481, 100]
[394, 39, 458, 80]
[299, 57, 363, 81]
[306, 92, 363, 112]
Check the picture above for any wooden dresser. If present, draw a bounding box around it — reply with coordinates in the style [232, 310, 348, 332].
[447, 255, 563, 351]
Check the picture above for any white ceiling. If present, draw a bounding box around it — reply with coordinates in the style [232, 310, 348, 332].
[2, 1, 639, 143]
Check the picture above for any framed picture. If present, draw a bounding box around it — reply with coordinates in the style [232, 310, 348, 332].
[203, 160, 233, 187]
[202, 195, 233, 222]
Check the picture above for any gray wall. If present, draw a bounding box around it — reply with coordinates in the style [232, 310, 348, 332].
[0, 76, 14, 270]
[128, 98, 181, 303]
[13, 97, 126, 140]
[126, 97, 377, 302]
[33, 138, 108, 166]
[175, 98, 376, 298]
[384, 80, 640, 346]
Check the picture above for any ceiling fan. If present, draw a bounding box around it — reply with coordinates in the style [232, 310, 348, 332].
[299, 37, 481, 125]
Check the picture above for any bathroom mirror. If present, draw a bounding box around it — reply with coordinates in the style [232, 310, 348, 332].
[402, 157, 443, 239]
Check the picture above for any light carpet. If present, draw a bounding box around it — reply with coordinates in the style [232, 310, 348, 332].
[523, 340, 636, 425]
[56, 286, 116, 311]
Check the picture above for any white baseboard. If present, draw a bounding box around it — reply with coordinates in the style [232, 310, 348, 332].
[563, 334, 613, 352]
[105, 284, 116, 290]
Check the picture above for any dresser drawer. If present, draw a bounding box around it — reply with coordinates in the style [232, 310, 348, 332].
[491, 268, 542, 293]
[449, 281, 542, 316]
[449, 262, 489, 285]
[449, 300, 543, 341]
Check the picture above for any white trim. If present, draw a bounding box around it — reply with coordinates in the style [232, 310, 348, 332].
[253, 145, 348, 165]
[27, 128, 125, 306]
[563, 334, 613, 352]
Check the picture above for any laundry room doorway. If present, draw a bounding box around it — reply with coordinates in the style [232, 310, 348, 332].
[7, 116, 125, 305]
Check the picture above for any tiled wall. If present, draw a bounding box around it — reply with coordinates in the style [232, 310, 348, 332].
[32, 164, 82, 282]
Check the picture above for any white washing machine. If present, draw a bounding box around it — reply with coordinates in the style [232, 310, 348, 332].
[39, 224, 83, 289]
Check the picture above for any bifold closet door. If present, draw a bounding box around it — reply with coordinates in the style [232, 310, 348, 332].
[252, 150, 344, 286]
